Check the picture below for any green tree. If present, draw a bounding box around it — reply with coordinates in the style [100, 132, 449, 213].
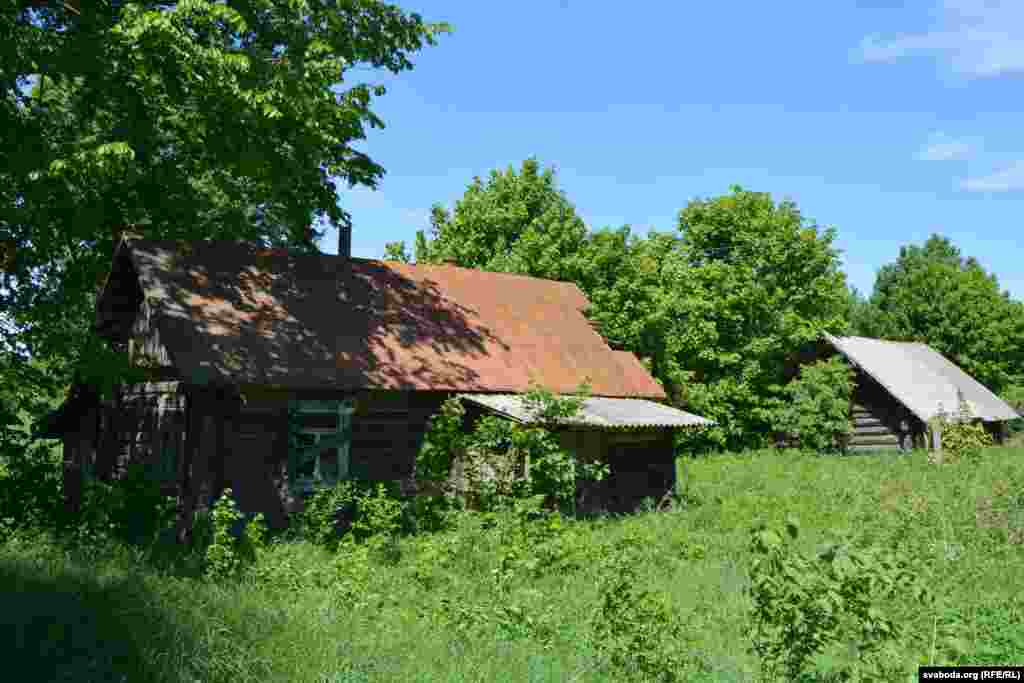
[383, 241, 410, 262]
[414, 158, 588, 281]
[868, 235, 1024, 393]
[660, 186, 850, 448]
[1, 0, 447, 420]
[578, 228, 685, 386]
[843, 285, 880, 337]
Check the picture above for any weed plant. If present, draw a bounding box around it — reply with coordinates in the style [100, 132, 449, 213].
[3, 446, 1024, 681]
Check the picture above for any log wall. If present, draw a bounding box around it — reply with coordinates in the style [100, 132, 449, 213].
[110, 381, 187, 494]
[102, 384, 680, 524]
[846, 371, 925, 452]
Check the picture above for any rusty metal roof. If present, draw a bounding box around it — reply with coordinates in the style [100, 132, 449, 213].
[824, 334, 1020, 423]
[458, 393, 714, 430]
[106, 238, 667, 398]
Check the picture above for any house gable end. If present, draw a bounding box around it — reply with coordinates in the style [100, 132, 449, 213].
[95, 240, 177, 377]
[96, 242, 145, 344]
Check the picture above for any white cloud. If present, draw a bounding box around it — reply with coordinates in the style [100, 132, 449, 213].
[917, 132, 974, 161]
[960, 160, 1024, 192]
[856, 1, 1024, 77]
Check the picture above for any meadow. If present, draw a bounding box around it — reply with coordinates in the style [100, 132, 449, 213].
[3, 446, 1024, 682]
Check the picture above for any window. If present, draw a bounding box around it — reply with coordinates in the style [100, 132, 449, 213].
[287, 399, 355, 495]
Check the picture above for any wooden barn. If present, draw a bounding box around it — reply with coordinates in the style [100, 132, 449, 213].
[806, 334, 1019, 452]
[40, 235, 712, 530]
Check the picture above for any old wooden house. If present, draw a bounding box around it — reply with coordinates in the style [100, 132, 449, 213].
[802, 334, 1019, 452]
[41, 235, 712, 527]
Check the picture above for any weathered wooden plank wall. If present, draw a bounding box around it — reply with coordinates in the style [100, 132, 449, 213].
[110, 381, 187, 490]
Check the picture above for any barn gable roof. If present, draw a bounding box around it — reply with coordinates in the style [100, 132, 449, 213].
[97, 237, 667, 399]
[823, 333, 1019, 423]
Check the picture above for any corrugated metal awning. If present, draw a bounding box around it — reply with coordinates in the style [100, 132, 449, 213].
[457, 393, 715, 430]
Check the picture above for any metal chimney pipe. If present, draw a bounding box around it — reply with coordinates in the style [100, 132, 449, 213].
[336, 223, 352, 303]
[337, 223, 352, 258]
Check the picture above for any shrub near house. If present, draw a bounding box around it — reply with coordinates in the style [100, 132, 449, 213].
[773, 357, 854, 453]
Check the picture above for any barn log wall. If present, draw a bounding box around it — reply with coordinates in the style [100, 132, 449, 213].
[846, 370, 925, 452]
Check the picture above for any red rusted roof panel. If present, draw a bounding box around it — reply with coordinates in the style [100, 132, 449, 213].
[117, 239, 667, 399]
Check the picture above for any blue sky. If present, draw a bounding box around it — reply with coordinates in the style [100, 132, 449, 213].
[327, 0, 1023, 299]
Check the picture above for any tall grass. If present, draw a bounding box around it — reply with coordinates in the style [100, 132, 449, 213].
[3, 447, 1024, 681]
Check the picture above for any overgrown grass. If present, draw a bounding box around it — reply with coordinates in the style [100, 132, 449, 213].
[4, 447, 1024, 681]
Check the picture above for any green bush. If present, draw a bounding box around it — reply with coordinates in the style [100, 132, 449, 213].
[0, 441, 63, 532]
[1001, 384, 1024, 441]
[403, 491, 461, 534]
[352, 483, 403, 539]
[999, 384, 1023, 419]
[415, 385, 608, 513]
[414, 396, 466, 488]
[746, 518, 926, 680]
[98, 463, 177, 546]
[204, 489, 266, 581]
[295, 480, 405, 550]
[773, 356, 854, 454]
[592, 538, 704, 681]
[930, 391, 994, 464]
[297, 481, 364, 549]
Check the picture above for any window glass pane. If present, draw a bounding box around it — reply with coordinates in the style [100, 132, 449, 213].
[295, 432, 318, 478]
[319, 449, 339, 483]
[287, 399, 357, 491]
[294, 432, 318, 448]
[296, 457, 316, 479]
[297, 414, 339, 430]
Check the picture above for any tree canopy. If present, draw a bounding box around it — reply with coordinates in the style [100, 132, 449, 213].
[416, 171, 853, 450]
[1, 0, 447, 419]
[857, 234, 1024, 395]
[657, 187, 850, 448]
[413, 157, 588, 282]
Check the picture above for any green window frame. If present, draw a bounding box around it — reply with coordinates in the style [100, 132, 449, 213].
[287, 399, 355, 495]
